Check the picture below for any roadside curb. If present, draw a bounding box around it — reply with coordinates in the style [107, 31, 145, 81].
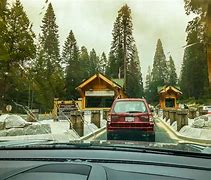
[158, 117, 211, 144]
[80, 126, 106, 140]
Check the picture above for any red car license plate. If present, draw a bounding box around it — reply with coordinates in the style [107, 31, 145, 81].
[125, 117, 134, 122]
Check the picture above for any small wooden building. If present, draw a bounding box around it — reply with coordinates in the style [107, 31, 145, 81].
[76, 73, 127, 110]
[158, 86, 182, 110]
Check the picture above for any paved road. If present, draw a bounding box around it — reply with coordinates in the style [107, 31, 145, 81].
[94, 118, 178, 143]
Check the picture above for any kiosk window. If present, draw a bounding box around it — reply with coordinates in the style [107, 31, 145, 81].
[165, 98, 175, 108]
[86, 96, 114, 108]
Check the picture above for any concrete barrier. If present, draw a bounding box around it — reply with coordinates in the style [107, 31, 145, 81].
[176, 109, 188, 131]
[91, 111, 100, 128]
[159, 118, 211, 144]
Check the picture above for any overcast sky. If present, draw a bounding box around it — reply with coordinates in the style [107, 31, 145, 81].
[9, 0, 193, 85]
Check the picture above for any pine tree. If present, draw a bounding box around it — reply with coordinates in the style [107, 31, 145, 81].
[181, 0, 209, 99]
[0, 0, 36, 108]
[89, 48, 98, 75]
[106, 4, 134, 79]
[62, 30, 81, 99]
[106, 4, 144, 97]
[150, 39, 168, 102]
[106, 14, 123, 78]
[152, 39, 168, 84]
[98, 52, 107, 74]
[127, 44, 144, 97]
[33, 3, 64, 111]
[167, 55, 177, 86]
[145, 66, 152, 102]
[79, 46, 90, 79]
[62, 30, 79, 64]
[180, 41, 207, 99]
[40, 3, 60, 70]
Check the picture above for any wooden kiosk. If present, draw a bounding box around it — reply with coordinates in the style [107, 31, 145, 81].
[158, 86, 182, 110]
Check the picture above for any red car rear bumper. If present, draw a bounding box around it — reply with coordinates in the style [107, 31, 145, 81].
[107, 122, 154, 132]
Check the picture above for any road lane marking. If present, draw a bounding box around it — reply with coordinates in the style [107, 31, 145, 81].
[155, 119, 180, 142]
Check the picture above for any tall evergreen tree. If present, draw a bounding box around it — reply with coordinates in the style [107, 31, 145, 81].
[106, 4, 144, 97]
[106, 13, 123, 78]
[150, 39, 168, 102]
[180, 38, 207, 99]
[106, 4, 134, 80]
[63, 30, 81, 99]
[167, 55, 177, 86]
[152, 39, 168, 84]
[0, 0, 36, 108]
[127, 44, 144, 97]
[40, 3, 60, 69]
[33, 3, 64, 111]
[89, 48, 98, 75]
[180, 0, 209, 99]
[98, 52, 107, 74]
[79, 46, 90, 79]
[0, 0, 8, 108]
[145, 66, 152, 102]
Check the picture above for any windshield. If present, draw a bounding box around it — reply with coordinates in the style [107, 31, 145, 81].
[113, 101, 147, 113]
[0, 0, 211, 155]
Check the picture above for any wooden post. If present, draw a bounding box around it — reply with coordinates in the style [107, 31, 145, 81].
[201, 110, 208, 115]
[91, 110, 100, 128]
[163, 110, 166, 119]
[166, 110, 170, 121]
[169, 110, 176, 125]
[188, 108, 197, 119]
[103, 110, 109, 120]
[176, 109, 188, 131]
[70, 111, 84, 137]
[198, 106, 204, 116]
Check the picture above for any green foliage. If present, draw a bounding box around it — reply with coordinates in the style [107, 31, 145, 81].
[0, 0, 36, 109]
[147, 39, 168, 103]
[89, 48, 99, 75]
[106, 4, 144, 98]
[167, 55, 177, 86]
[144, 66, 152, 102]
[151, 39, 168, 84]
[98, 52, 107, 74]
[127, 44, 144, 98]
[63, 30, 81, 99]
[79, 46, 90, 79]
[180, 0, 209, 99]
[32, 3, 64, 111]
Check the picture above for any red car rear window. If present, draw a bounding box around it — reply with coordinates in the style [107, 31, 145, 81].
[113, 101, 147, 113]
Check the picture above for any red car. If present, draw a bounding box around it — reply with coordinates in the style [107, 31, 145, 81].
[107, 98, 155, 141]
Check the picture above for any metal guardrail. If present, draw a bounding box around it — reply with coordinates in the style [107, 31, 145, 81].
[80, 126, 106, 140]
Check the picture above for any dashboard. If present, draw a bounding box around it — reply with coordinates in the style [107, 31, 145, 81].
[0, 148, 210, 180]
